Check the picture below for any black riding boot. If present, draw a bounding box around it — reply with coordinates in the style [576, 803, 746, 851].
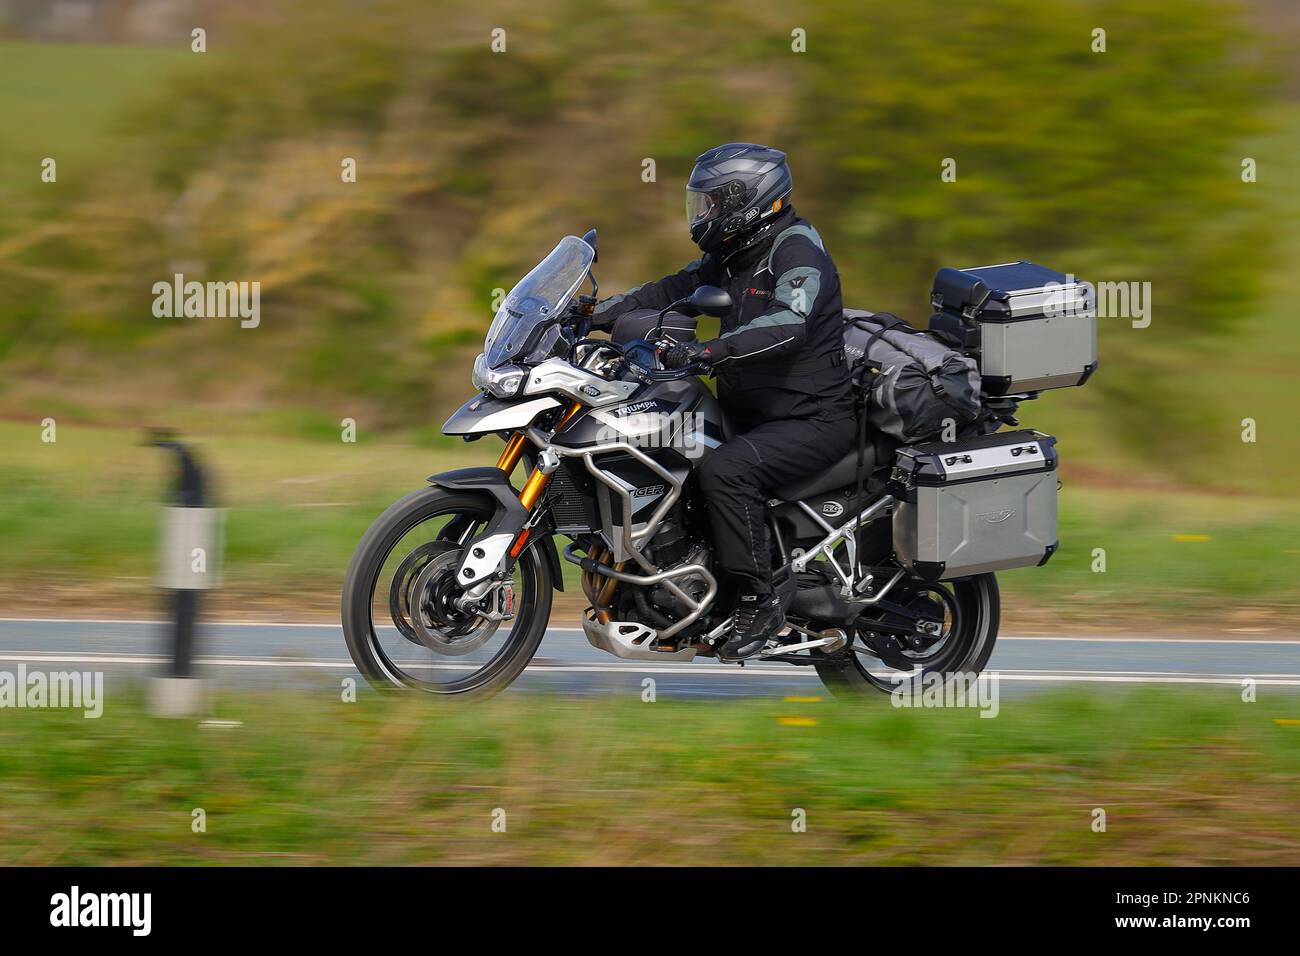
[720, 592, 785, 660]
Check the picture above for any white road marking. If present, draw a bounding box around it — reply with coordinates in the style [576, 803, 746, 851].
[1, 618, 1297, 644]
[0, 650, 1297, 685]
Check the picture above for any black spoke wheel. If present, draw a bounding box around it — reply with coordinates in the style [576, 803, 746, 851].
[814, 573, 1000, 698]
[342, 487, 552, 698]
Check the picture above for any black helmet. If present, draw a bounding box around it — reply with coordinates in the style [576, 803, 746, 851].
[686, 143, 792, 254]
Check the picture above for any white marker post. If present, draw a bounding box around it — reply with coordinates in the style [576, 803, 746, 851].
[148, 433, 223, 717]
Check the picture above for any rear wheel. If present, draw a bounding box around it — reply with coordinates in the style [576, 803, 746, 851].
[814, 573, 1000, 698]
[342, 487, 552, 698]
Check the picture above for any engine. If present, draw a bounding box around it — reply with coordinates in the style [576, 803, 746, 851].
[645, 509, 693, 568]
[614, 506, 710, 628]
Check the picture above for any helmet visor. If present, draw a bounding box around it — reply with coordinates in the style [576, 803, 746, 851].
[686, 187, 721, 228]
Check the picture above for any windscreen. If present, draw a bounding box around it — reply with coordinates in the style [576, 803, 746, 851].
[483, 235, 594, 368]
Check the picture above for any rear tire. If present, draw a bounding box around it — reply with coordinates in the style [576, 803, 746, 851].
[814, 573, 1000, 699]
[342, 487, 552, 699]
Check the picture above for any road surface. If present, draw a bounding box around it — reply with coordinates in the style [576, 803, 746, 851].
[0, 617, 1297, 699]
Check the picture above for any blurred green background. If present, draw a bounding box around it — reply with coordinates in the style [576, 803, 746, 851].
[1, 0, 1297, 628]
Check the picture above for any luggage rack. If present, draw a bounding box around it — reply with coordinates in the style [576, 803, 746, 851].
[974, 391, 1037, 431]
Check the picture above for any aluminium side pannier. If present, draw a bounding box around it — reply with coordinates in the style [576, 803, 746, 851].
[890, 429, 1059, 581]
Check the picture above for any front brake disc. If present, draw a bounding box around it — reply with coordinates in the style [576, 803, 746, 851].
[389, 541, 460, 645]
[407, 550, 502, 656]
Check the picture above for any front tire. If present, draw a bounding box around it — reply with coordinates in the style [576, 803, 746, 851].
[814, 573, 1000, 699]
[342, 486, 552, 698]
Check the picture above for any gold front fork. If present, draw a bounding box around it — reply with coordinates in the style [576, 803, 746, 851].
[495, 401, 583, 479]
[495, 432, 528, 476]
[494, 400, 584, 556]
[518, 467, 552, 510]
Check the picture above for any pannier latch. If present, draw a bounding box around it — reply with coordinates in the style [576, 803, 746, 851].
[1010, 445, 1040, 458]
[944, 454, 973, 466]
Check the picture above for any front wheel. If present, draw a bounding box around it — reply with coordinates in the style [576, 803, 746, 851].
[342, 486, 552, 698]
[814, 573, 1000, 698]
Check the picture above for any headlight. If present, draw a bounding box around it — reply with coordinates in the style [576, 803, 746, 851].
[486, 369, 526, 398]
[471, 354, 527, 398]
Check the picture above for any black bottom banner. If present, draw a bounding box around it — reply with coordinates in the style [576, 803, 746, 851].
[0, 866, 1287, 942]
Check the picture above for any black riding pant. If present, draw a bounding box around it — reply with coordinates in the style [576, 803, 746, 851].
[697, 413, 857, 594]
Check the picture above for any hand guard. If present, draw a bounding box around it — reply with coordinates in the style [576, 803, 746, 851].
[562, 297, 598, 337]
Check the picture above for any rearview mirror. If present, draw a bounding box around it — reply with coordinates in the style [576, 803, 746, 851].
[687, 285, 732, 318]
[581, 228, 598, 262]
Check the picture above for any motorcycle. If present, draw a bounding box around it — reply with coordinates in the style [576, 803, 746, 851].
[343, 230, 1084, 698]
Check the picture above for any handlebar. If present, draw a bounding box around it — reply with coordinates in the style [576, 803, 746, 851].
[627, 360, 711, 382]
[618, 337, 710, 382]
[570, 336, 708, 383]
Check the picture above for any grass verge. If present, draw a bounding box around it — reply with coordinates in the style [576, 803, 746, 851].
[1, 687, 1297, 865]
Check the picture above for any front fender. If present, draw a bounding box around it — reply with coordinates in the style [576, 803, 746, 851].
[426, 467, 563, 591]
[527, 533, 565, 592]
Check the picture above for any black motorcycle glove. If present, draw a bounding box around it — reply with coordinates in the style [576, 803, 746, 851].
[659, 340, 712, 370]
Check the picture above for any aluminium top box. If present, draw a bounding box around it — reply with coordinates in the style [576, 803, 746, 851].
[890, 429, 1058, 581]
[930, 260, 1097, 395]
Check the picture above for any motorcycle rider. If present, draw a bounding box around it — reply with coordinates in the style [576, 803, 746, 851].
[590, 143, 857, 659]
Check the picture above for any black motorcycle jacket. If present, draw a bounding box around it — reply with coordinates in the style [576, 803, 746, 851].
[592, 208, 854, 424]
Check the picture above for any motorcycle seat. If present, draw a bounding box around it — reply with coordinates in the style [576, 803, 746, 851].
[773, 439, 893, 503]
